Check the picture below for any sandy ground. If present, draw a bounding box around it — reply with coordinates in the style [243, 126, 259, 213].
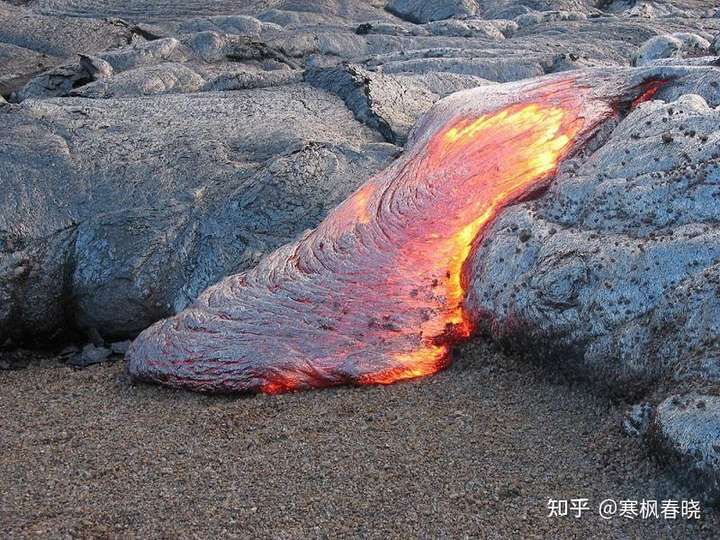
[1, 340, 717, 538]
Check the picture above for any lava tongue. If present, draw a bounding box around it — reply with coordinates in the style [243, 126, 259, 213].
[126, 70, 666, 394]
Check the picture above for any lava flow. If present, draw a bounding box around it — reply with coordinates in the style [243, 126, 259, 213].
[126, 71, 665, 394]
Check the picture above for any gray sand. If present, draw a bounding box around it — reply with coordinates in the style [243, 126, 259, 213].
[1, 341, 717, 538]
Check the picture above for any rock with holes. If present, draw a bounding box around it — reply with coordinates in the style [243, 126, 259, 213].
[466, 72, 720, 393]
[0, 84, 397, 342]
[648, 394, 720, 503]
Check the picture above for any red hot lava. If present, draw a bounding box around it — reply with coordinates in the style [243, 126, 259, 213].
[127, 72, 666, 394]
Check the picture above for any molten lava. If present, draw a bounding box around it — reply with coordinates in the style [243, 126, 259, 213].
[126, 71, 666, 394]
[356, 101, 585, 385]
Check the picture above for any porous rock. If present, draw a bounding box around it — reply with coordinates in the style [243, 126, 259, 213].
[466, 75, 720, 393]
[648, 394, 720, 503]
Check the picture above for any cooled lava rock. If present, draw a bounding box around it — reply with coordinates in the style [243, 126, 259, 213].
[125, 68, 674, 394]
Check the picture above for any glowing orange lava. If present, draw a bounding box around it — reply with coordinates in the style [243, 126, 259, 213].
[357, 102, 586, 385]
[127, 74, 666, 394]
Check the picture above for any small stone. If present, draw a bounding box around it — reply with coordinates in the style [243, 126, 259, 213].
[355, 23, 372, 35]
[59, 345, 80, 357]
[87, 327, 105, 347]
[650, 394, 720, 502]
[661, 132, 673, 144]
[71, 344, 112, 367]
[111, 340, 132, 355]
[622, 402, 653, 437]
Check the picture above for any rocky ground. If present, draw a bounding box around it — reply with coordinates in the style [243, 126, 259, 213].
[2, 0, 720, 534]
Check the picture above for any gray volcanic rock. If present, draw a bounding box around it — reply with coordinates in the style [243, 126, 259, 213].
[36, 0, 392, 24]
[634, 33, 711, 66]
[0, 3, 133, 58]
[648, 394, 720, 502]
[378, 55, 546, 81]
[0, 42, 55, 97]
[9, 0, 716, 105]
[15, 34, 299, 101]
[172, 15, 265, 36]
[386, 0, 479, 24]
[17, 62, 94, 101]
[514, 10, 587, 29]
[424, 19, 508, 40]
[306, 63, 492, 144]
[70, 63, 205, 98]
[0, 85, 397, 342]
[0, 3, 135, 95]
[460, 65, 720, 495]
[466, 75, 720, 393]
[202, 69, 304, 91]
[623, 402, 654, 437]
[96, 37, 187, 72]
[15, 37, 189, 101]
[70, 343, 112, 367]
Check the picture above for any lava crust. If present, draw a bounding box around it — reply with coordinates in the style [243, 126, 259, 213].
[126, 70, 665, 394]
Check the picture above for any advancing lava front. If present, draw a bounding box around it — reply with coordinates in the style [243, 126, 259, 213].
[127, 70, 665, 394]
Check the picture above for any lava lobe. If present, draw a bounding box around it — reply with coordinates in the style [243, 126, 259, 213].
[126, 70, 665, 394]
